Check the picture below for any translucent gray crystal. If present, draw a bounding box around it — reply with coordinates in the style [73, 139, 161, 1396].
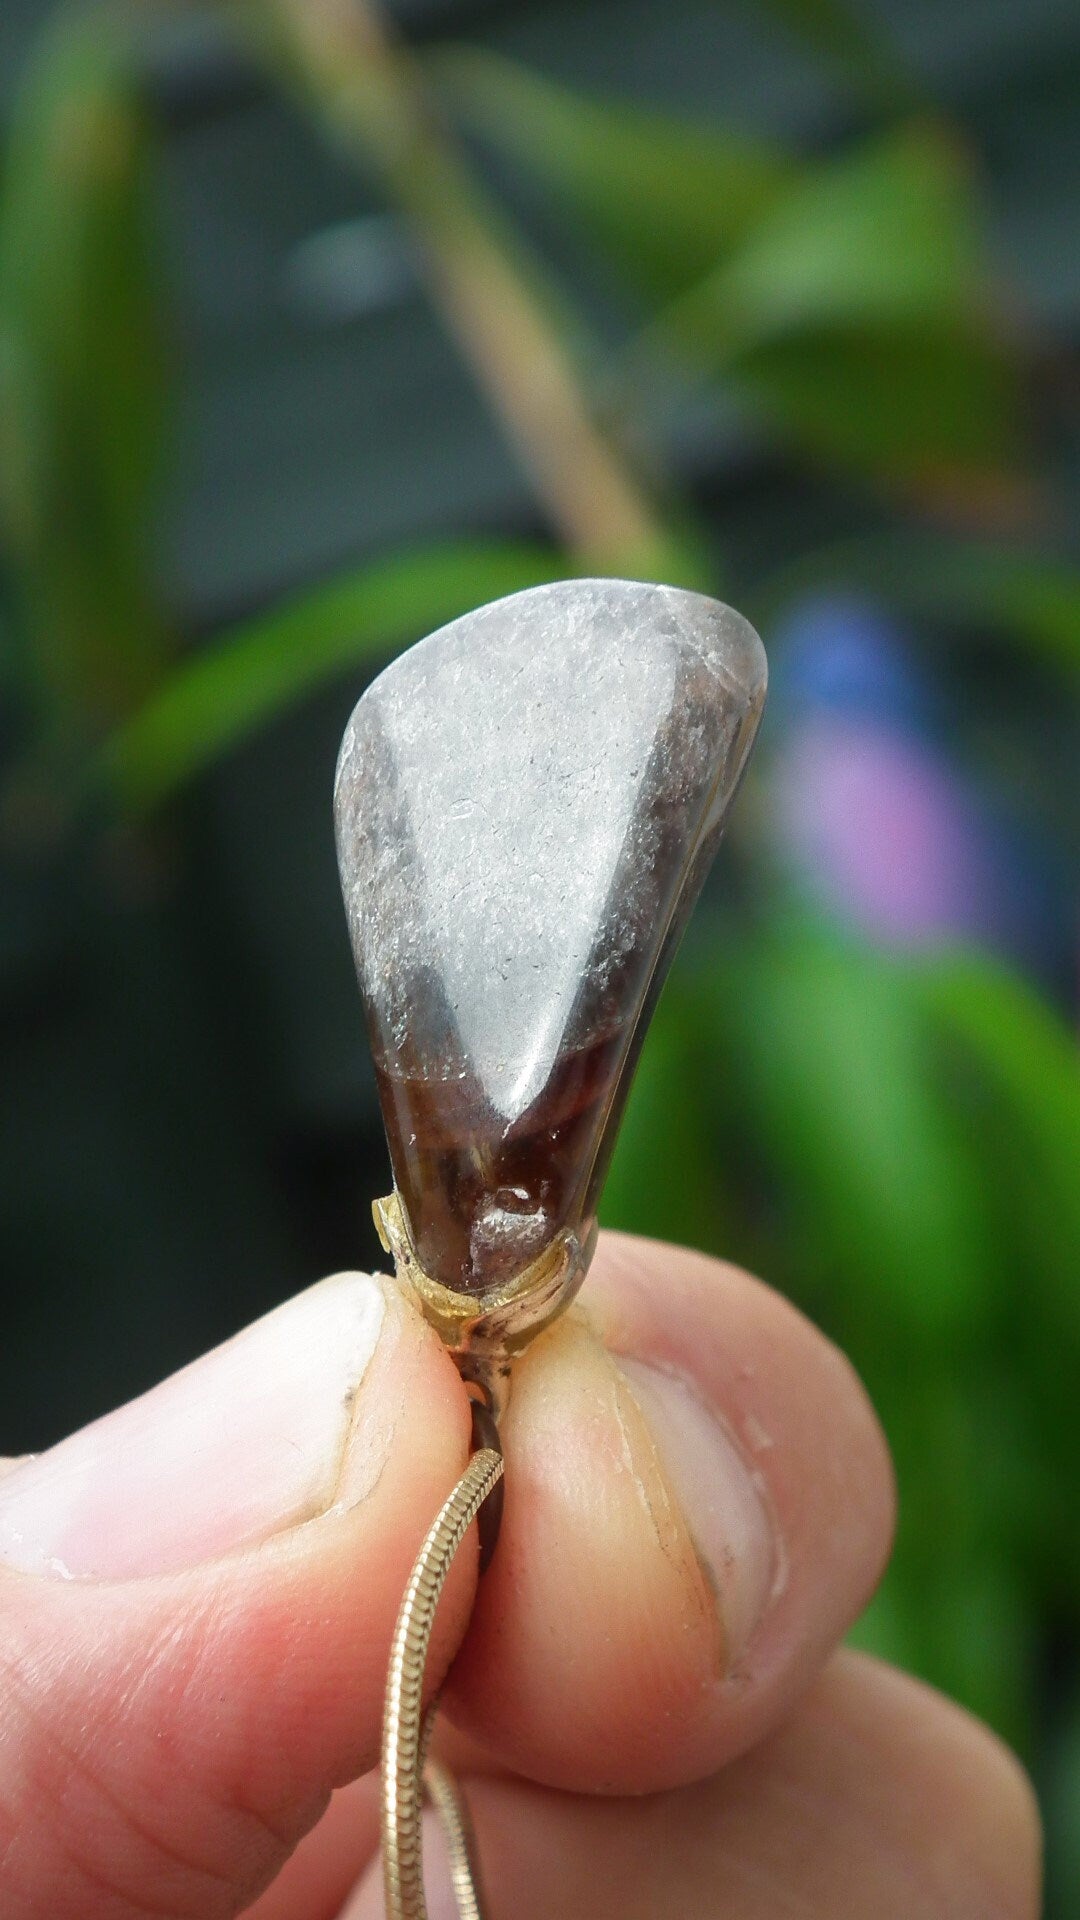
[335, 578, 767, 1296]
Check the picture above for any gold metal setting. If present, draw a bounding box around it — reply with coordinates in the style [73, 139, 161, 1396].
[374, 1189, 594, 1407]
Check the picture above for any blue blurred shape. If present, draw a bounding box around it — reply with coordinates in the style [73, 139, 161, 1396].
[768, 594, 1069, 981]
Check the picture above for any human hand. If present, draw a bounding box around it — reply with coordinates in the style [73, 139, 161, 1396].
[0, 1234, 1039, 1916]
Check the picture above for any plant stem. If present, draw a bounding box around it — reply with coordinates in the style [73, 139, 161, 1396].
[245, 0, 666, 564]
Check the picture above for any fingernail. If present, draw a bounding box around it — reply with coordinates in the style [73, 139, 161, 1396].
[0, 1273, 387, 1581]
[618, 1357, 777, 1666]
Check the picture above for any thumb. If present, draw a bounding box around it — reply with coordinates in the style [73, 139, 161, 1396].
[0, 1273, 472, 1918]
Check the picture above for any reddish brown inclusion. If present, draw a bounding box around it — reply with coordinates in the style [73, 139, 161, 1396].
[375, 1029, 624, 1294]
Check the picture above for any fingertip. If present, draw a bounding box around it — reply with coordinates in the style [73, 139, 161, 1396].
[358, 1651, 1042, 1920]
[590, 1232, 898, 1677]
[447, 1308, 723, 1790]
[817, 1653, 1043, 1920]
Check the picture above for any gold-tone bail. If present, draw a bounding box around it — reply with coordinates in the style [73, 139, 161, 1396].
[373, 1188, 594, 1411]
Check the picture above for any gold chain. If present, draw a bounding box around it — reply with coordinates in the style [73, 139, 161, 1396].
[424, 1756, 489, 1920]
[381, 1443, 505, 1919]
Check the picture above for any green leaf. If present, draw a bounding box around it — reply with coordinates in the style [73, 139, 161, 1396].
[752, 0, 918, 113]
[917, 952, 1080, 1322]
[100, 540, 565, 811]
[355, 48, 1021, 502]
[674, 126, 985, 349]
[720, 918, 993, 1338]
[914, 546, 1080, 673]
[921, 954, 1080, 1174]
[913, 954, 1080, 1596]
[434, 49, 793, 300]
[638, 125, 1020, 490]
[874, 1556, 1034, 1748]
[0, 10, 169, 730]
[761, 534, 1080, 674]
[851, 1334, 1035, 1746]
[733, 321, 1018, 486]
[601, 969, 730, 1253]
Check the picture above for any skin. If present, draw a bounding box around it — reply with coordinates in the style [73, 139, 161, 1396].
[0, 1234, 1041, 1917]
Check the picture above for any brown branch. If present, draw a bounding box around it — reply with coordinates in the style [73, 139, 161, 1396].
[246, 0, 665, 564]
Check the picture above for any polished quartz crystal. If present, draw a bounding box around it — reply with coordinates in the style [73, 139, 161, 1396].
[335, 578, 766, 1307]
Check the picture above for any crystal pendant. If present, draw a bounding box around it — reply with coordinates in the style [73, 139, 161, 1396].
[335, 578, 766, 1352]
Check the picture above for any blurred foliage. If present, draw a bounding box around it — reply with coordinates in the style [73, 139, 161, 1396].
[0, 11, 170, 751]
[102, 540, 563, 810]
[751, 0, 920, 113]
[435, 47, 797, 298]
[0, 1, 1077, 1910]
[608, 922, 1080, 1757]
[759, 532, 1080, 672]
[441, 52, 1022, 492]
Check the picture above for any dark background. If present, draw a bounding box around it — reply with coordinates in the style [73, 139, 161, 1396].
[1, 0, 1078, 1909]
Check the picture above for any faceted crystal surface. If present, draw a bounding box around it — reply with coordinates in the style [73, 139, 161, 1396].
[335, 579, 766, 1297]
